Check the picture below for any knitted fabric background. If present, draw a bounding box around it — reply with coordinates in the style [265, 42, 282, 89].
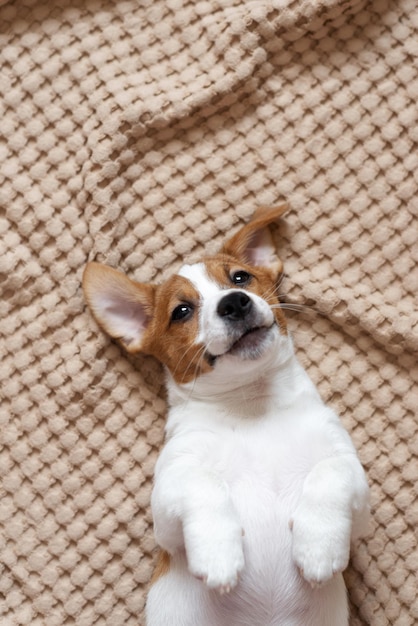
[1, 0, 417, 624]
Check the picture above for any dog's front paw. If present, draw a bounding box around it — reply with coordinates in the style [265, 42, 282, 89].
[185, 518, 245, 593]
[290, 508, 351, 587]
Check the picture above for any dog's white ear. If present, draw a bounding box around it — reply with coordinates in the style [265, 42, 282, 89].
[222, 204, 287, 275]
[82, 262, 155, 352]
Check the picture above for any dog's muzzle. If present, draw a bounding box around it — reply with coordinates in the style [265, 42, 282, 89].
[203, 291, 275, 363]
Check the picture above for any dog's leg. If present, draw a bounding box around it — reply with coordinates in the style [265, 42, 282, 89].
[152, 459, 245, 593]
[290, 452, 369, 587]
[146, 553, 214, 626]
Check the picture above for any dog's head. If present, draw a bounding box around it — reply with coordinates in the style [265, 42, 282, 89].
[83, 205, 288, 386]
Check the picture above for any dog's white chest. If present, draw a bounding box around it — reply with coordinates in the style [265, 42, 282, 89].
[212, 415, 317, 497]
[206, 407, 333, 536]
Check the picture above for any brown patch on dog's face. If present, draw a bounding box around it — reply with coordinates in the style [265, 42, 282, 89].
[139, 274, 213, 385]
[203, 253, 287, 335]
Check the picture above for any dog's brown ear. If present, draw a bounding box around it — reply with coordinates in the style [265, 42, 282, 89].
[82, 262, 155, 352]
[221, 204, 287, 275]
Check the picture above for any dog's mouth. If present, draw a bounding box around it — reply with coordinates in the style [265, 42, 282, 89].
[227, 325, 271, 356]
[205, 324, 274, 365]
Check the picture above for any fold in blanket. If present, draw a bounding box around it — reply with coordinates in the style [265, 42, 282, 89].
[1, 0, 417, 624]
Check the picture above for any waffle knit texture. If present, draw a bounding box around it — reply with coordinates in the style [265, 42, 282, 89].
[1, 0, 418, 624]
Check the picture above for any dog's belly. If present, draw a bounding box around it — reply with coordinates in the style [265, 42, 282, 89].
[207, 424, 332, 622]
[221, 479, 306, 621]
[230, 459, 305, 595]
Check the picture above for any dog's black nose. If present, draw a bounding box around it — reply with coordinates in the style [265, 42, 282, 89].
[217, 291, 252, 321]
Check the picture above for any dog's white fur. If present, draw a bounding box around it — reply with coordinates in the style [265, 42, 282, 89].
[83, 208, 370, 626]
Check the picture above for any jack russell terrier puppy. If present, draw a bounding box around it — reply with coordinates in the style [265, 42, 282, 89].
[83, 205, 370, 626]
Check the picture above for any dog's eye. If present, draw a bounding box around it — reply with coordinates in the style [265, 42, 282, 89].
[171, 303, 194, 322]
[231, 271, 251, 286]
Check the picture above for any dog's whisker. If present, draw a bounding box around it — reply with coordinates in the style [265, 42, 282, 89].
[271, 302, 319, 315]
[261, 285, 278, 302]
[171, 343, 206, 384]
[182, 346, 208, 404]
[183, 347, 206, 384]
[261, 276, 285, 303]
[176, 343, 206, 381]
[171, 341, 200, 362]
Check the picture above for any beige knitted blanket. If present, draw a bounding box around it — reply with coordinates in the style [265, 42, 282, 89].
[1, 0, 417, 624]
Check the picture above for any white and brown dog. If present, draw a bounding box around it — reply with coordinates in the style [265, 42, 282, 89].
[83, 205, 369, 626]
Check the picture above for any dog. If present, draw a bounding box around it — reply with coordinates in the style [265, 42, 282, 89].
[82, 205, 370, 626]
